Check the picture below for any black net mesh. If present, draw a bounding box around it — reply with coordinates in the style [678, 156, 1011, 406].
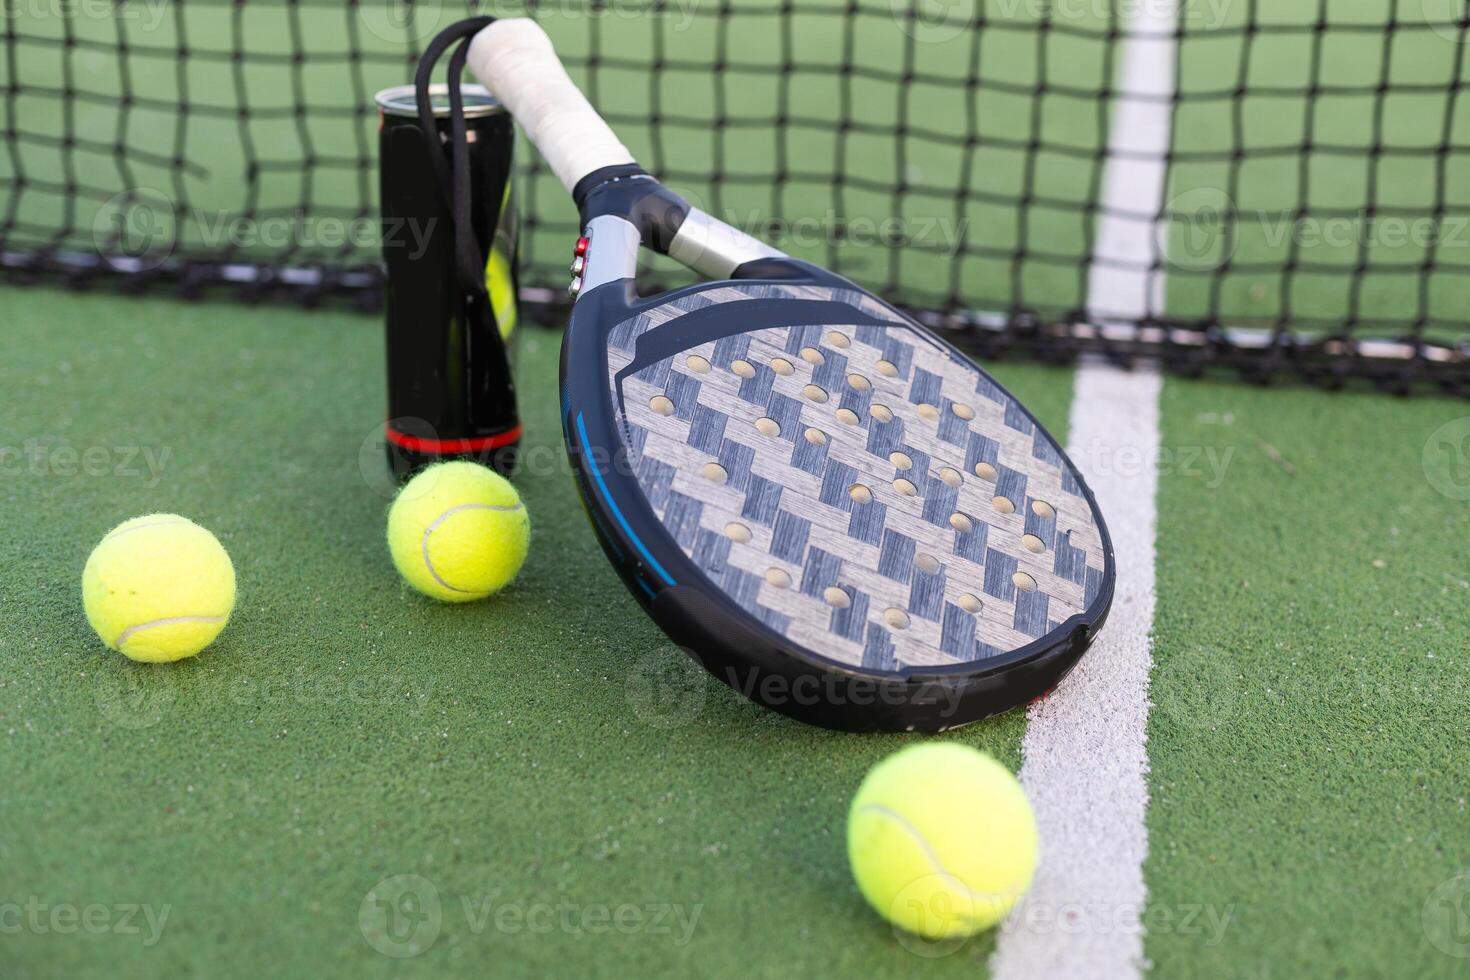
[1, 0, 1466, 394]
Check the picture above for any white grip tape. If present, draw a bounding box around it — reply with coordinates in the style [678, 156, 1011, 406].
[467, 19, 636, 193]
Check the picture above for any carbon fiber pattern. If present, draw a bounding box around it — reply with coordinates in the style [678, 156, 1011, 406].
[607, 283, 1107, 670]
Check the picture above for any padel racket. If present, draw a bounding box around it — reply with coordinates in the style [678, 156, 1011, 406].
[464, 18, 1114, 731]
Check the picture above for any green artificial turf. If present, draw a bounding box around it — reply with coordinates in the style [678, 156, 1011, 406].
[0, 285, 1075, 979]
[3, 285, 1467, 980]
[1144, 378, 1470, 978]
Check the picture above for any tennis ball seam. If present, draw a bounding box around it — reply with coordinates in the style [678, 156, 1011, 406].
[114, 613, 230, 649]
[421, 502, 525, 595]
[102, 515, 191, 543]
[856, 802, 1030, 914]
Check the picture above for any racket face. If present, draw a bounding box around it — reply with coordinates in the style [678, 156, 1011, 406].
[563, 264, 1114, 730]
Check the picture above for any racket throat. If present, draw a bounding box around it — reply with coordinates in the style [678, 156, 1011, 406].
[572, 164, 785, 287]
[578, 214, 642, 295]
[666, 208, 785, 279]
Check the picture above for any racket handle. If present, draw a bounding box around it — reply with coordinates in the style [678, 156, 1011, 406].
[468, 19, 636, 193]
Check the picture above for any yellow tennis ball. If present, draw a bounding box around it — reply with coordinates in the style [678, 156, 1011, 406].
[387, 461, 529, 602]
[82, 514, 237, 663]
[847, 743, 1038, 940]
[485, 244, 518, 340]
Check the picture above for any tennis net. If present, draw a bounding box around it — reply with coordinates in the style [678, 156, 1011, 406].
[1, 1, 1466, 394]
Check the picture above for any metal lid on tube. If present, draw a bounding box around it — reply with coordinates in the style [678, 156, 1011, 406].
[374, 83, 504, 119]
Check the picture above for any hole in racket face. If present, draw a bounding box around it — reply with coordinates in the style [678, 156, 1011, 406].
[601, 282, 1109, 673]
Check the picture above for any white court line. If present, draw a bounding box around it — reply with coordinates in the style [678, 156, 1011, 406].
[991, 2, 1174, 976]
[990, 361, 1161, 979]
[1085, 3, 1179, 326]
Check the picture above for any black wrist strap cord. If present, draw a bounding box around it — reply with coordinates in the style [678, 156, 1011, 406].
[414, 16, 498, 328]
